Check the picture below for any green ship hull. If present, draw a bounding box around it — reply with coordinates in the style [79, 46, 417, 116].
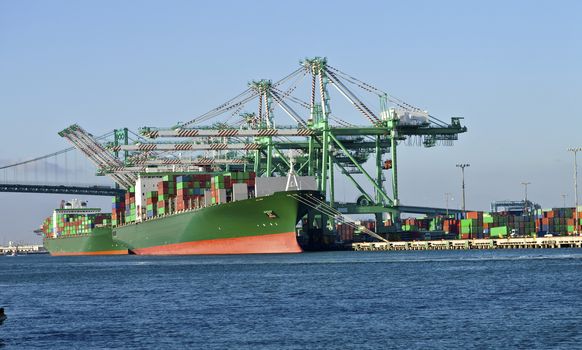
[44, 227, 129, 256]
[113, 190, 318, 255]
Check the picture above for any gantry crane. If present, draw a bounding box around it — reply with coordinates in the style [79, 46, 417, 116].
[61, 57, 467, 236]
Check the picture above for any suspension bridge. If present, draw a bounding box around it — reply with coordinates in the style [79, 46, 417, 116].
[0, 130, 138, 196]
[0, 148, 123, 196]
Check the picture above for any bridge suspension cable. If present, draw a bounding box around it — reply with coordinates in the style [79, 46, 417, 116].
[0, 132, 114, 170]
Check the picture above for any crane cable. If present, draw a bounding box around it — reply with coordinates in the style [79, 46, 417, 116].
[273, 67, 308, 88]
[0, 131, 114, 170]
[271, 89, 310, 110]
[186, 90, 260, 127]
[272, 69, 307, 100]
[181, 89, 258, 128]
[324, 68, 381, 125]
[327, 65, 449, 127]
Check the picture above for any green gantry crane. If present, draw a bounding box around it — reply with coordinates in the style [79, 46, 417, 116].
[84, 57, 467, 237]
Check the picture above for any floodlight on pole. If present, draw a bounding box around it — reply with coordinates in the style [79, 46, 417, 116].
[521, 181, 531, 213]
[456, 163, 470, 214]
[568, 147, 582, 235]
[444, 192, 453, 216]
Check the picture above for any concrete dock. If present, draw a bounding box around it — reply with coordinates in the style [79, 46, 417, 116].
[352, 236, 582, 251]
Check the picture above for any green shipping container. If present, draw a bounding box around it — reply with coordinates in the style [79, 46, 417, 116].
[490, 226, 508, 237]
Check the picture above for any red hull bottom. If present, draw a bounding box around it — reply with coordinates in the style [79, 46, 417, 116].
[50, 250, 129, 256]
[131, 231, 302, 255]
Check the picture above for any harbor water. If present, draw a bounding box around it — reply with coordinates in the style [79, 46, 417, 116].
[1, 250, 582, 349]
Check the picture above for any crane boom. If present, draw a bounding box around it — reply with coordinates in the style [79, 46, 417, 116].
[127, 158, 247, 166]
[140, 128, 314, 138]
[59, 124, 135, 188]
[109, 143, 262, 152]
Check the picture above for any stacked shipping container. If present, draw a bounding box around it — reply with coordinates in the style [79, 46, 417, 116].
[535, 207, 582, 235]
[40, 211, 110, 238]
[124, 187, 136, 224]
[175, 174, 210, 211]
[112, 171, 257, 225]
[374, 207, 582, 242]
[146, 191, 158, 218]
[157, 175, 176, 216]
[336, 220, 375, 242]
[111, 195, 125, 226]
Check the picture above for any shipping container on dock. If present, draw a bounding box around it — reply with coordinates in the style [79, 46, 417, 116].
[349, 206, 582, 244]
[336, 223, 356, 242]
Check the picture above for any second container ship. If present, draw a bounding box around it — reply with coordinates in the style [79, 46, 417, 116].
[38, 199, 128, 256]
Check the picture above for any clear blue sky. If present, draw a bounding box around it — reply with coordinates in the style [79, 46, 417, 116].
[1, 0, 581, 243]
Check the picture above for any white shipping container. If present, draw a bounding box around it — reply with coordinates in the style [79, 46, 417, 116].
[217, 189, 228, 204]
[232, 183, 248, 202]
[135, 175, 162, 222]
[204, 189, 212, 206]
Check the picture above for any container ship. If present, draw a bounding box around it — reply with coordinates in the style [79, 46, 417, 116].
[37, 199, 128, 256]
[37, 172, 321, 256]
[110, 171, 321, 255]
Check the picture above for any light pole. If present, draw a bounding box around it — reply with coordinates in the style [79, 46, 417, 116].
[568, 148, 582, 235]
[444, 192, 453, 216]
[456, 163, 470, 215]
[521, 182, 531, 214]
